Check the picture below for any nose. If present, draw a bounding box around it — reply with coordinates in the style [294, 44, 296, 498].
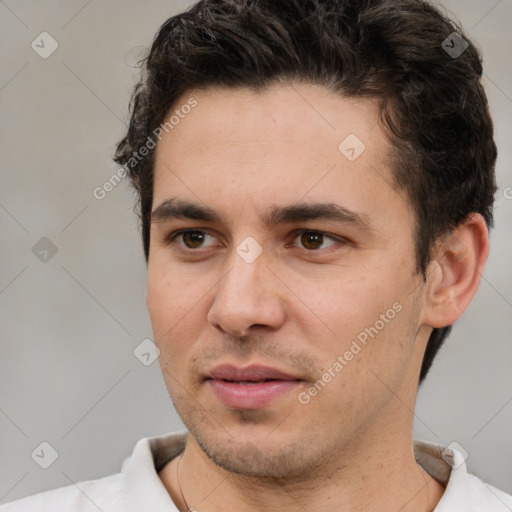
[207, 245, 286, 338]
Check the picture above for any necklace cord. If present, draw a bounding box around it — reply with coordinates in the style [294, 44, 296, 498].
[176, 453, 192, 511]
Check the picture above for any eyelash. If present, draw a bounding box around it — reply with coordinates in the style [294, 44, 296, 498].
[164, 228, 348, 253]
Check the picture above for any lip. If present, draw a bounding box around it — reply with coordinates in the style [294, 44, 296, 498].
[208, 364, 299, 381]
[206, 364, 302, 409]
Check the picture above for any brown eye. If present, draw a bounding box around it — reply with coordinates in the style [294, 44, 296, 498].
[170, 230, 218, 250]
[292, 230, 341, 251]
[181, 231, 207, 248]
[300, 231, 324, 250]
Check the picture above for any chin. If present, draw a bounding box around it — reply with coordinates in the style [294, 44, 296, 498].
[192, 428, 316, 479]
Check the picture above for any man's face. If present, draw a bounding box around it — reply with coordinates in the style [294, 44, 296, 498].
[147, 84, 430, 477]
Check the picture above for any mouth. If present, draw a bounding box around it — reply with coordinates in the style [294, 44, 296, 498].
[205, 364, 302, 409]
[213, 379, 284, 384]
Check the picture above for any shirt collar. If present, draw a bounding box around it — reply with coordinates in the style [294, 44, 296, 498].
[414, 439, 511, 511]
[121, 430, 187, 512]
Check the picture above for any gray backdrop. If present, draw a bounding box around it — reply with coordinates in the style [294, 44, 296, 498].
[1, 0, 511, 504]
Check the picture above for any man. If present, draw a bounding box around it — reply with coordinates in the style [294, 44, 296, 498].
[2, 0, 511, 510]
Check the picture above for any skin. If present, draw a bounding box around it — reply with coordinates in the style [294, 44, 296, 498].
[147, 83, 489, 511]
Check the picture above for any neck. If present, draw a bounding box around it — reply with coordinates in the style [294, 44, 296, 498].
[160, 420, 445, 512]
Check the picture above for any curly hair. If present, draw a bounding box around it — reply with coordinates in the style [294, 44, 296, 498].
[114, 0, 497, 384]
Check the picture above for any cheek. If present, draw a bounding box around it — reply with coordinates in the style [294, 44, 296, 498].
[300, 273, 389, 339]
[303, 299, 417, 419]
[146, 264, 197, 346]
[301, 268, 415, 369]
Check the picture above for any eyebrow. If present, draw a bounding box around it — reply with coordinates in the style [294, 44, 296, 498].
[151, 198, 375, 233]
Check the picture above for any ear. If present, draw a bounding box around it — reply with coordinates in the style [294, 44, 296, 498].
[421, 213, 490, 328]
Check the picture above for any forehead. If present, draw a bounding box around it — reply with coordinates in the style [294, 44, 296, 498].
[152, 84, 408, 230]
[156, 83, 384, 160]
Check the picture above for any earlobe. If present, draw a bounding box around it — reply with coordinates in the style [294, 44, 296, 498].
[422, 213, 490, 328]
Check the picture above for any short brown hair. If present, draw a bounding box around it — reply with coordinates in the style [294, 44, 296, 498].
[114, 0, 497, 383]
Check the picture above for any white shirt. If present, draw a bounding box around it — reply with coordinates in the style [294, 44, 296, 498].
[1, 431, 511, 511]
